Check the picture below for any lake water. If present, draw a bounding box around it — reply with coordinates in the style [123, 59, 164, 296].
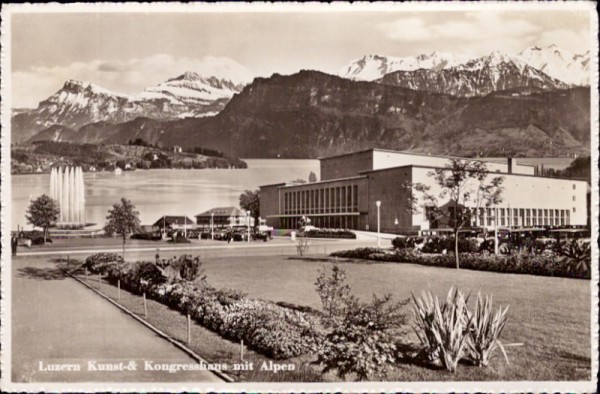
[11, 159, 319, 230]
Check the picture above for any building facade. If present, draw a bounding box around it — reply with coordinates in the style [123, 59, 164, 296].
[195, 207, 255, 229]
[260, 149, 587, 234]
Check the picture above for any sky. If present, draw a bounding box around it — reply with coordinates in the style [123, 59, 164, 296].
[9, 5, 593, 108]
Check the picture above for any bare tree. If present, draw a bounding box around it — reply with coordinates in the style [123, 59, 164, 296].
[406, 159, 504, 269]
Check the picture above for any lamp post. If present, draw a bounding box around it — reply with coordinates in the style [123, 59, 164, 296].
[247, 210, 251, 243]
[494, 206, 499, 255]
[211, 212, 214, 241]
[376, 201, 381, 248]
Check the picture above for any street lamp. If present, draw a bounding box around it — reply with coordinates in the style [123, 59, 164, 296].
[376, 200, 381, 247]
[211, 212, 214, 241]
[494, 206, 499, 255]
[247, 210, 251, 243]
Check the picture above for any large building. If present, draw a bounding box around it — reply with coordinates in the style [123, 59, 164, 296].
[259, 149, 588, 234]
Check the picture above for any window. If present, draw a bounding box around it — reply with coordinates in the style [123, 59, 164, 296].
[353, 185, 358, 212]
[573, 207, 576, 213]
[573, 184, 576, 190]
[346, 185, 352, 211]
[573, 195, 576, 201]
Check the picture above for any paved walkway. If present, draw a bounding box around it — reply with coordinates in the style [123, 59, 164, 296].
[11, 257, 223, 383]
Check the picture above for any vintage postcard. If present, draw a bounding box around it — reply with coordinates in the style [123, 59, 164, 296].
[1, 2, 598, 392]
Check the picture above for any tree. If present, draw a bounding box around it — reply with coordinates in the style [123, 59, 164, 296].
[26, 194, 60, 244]
[104, 197, 141, 261]
[308, 171, 318, 183]
[239, 189, 260, 227]
[406, 159, 504, 269]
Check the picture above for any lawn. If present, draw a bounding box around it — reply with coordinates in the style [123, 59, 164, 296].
[197, 254, 591, 381]
[61, 251, 591, 382]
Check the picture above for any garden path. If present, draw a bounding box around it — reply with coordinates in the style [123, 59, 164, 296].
[11, 256, 223, 383]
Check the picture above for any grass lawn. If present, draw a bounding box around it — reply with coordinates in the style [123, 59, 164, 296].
[61, 252, 591, 382]
[197, 254, 591, 381]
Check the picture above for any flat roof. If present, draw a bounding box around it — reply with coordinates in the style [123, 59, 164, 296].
[260, 175, 367, 190]
[360, 164, 589, 183]
[318, 148, 535, 168]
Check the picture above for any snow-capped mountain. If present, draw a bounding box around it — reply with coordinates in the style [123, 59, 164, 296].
[378, 51, 568, 97]
[12, 73, 244, 143]
[518, 44, 590, 85]
[137, 71, 245, 117]
[340, 52, 474, 81]
[341, 45, 590, 88]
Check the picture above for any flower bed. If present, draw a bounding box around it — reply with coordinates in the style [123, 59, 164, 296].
[84, 253, 321, 359]
[304, 228, 356, 239]
[331, 248, 589, 279]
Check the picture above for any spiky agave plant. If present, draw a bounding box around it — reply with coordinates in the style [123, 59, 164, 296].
[466, 292, 510, 367]
[412, 287, 472, 372]
[411, 290, 439, 362]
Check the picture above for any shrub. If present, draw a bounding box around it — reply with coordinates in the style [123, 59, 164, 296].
[84, 253, 123, 274]
[553, 239, 592, 276]
[392, 237, 409, 250]
[296, 237, 310, 256]
[169, 234, 191, 243]
[316, 294, 409, 380]
[315, 265, 355, 323]
[304, 228, 356, 239]
[330, 248, 590, 279]
[314, 265, 410, 380]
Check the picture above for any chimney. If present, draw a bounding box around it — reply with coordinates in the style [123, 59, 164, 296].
[507, 157, 513, 174]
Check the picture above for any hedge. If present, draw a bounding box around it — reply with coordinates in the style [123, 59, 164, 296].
[330, 248, 590, 279]
[83, 253, 321, 359]
[304, 229, 356, 239]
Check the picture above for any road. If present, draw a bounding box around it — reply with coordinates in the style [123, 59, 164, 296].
[15, 236, 389, 261]
[11, 256, 223, 383]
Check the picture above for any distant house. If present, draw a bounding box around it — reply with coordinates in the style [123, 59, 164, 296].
[173, 146, 183, 153]
[195, 207, 255, 229]
[152, 215, 195, 232]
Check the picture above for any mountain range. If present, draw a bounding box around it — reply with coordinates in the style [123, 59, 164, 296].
[12, 72, 243, 143]
[25, 71, 590, 158]
[12, 44, 591, 157]
[341, 44, 590, 86]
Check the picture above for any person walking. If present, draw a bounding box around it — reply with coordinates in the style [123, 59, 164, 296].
[11, 234, 18, 256]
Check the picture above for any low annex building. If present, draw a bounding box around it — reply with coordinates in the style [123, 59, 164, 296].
[259, 149, 588, 234]
[152, 215, 195, 231]
[195, 207, 255, 229]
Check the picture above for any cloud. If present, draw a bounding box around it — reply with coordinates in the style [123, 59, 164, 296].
[537, 28, 590, 54]
[378, 13, 541, 54]
[12, 55, 255, 108]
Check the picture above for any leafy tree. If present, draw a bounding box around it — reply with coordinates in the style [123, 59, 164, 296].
[308, 171, 318, 183]
[26, 194, 60, 244]
[406, 159, 504, 269]
[239, 189, 260, 227]
[104, 198, 141, 261]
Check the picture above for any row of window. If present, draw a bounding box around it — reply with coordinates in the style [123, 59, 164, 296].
[469, 207, 572, 227]
[283, 185, 359, 215]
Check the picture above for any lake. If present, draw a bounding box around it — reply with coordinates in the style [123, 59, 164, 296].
[11, 159, 319, 230]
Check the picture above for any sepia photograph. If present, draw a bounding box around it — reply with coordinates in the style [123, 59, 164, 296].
[1, 2, 597, 392]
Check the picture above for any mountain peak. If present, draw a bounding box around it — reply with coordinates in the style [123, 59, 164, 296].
[62, 79, 125, 97]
